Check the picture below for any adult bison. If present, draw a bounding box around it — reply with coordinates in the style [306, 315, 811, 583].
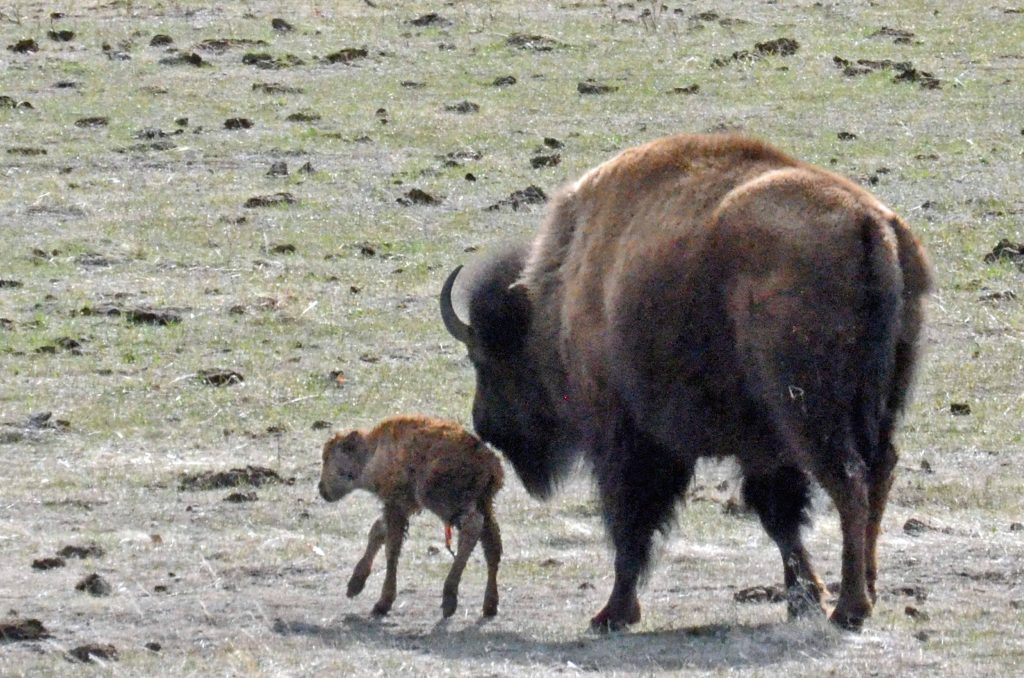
[439, 133, 930, 631]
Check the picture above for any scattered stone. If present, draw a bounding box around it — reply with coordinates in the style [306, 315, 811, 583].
[540, 557, 562, 567]
[920, 458, 933, 473]
[286, 110, 321, 122]
[271, 18, 294, 32]
[267, 161, 289, 177]
[224, 117, 253, 130]
[197, 38, 269, 53]
[80, 305, 182, 325]
[831, 56, 940, 89]
[983, 239, 1024, 265]
[913, 630, 930, 642]
[179, 465, 287, 491]
[578, 79, 618, 95]
[0, 279, 22, 288]
[150, 34, 174, 47]
[904, 605, 929, 621]
[58, 544, 104, 559]
[329, 369, 347, 385]
[950, 402, 971, 416]
[133, 127, 169, 139]
[159, 52, 206, 67]
[32, 557, 66, 570]
[268, 243, 296, 255]
[47, 30, 75, 42]
[298, 161, 315, 174]
[409, 13, 451, 27]
[7, 147, 46, 155]
[889, 585, 928, 602]
[75, 116, 109, 128]
[870, 26, 916, 44]
[196, 369, 244, 387]
[75, 573, 112, 597]
[145, 641, 162, 652]
[244, 192, 296, 208]
[7, 39, 39, 54]
[1011, 522, 1023, 532]
[669, 84, 700, 94]
[903, 517, 934, 535]
[485, 185, 548, 211]
[755, 37, 800, 56]
[401, 80, 426, 89]
[837, 131, 858, 141]
[242, 52, 303, 69]
[252, 82, 304, 94]
[0, 618, 51, 642]
[492, 75, 517, 87]
[978, 289, 1016, 302]
[445, 100, 480, 114]
[397, 188, 441, 206]
[531, 153, 561, 169]
[324, 47, 368, 64]
[734, 584, 786, 603]
[224, 491, 258, 503]
[67, 644, 118, 663]
[506, 33, 562, 51]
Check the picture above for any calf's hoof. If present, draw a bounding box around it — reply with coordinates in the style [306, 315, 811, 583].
[371, 598, 393, 617]
[441, 592, 458, 618]
[589, 597, 641, 633]
[347, 575, 367, 598]
[482, 596, 498, 618]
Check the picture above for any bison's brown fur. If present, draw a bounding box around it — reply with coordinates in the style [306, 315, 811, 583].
[441, 133, 931, 631]
[318, 415, 503, 619]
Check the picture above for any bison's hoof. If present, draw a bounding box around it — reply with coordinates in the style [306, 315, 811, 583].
[589, 599, 641, 633]
[482, 598, 498, 618]
[829, 602, 870, 631]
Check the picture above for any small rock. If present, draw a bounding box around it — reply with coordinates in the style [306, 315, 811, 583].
[578, 79, 618, 95]
[268, 243, 296, 254]
[286, 110, 321, 122]
[298, 161, 315, 174]
[324, 47, 368, 64]
[197, 369, 244, 386]
[150, 34, 174, 47]
[837, 131, 858, 141]
[904, 605, 929, 621]
[903, 517, 931, 535]
[669, 84, 700, 94]
[31, 557, 66, 571]
[7, 39, 39, 54]
[734, 584, 785, 603]
[244, 192, 296, 208]
[75, 117, 109, 128]
[75, 573, 112, 597]
[445, 100, 480, 114]
[506, 34, 561, 51]
[311, 420, 332, 430]
[0, 618, 51, 641]
[492, 75, 517, 87]
[47, 30, 75, 42]
[397, 188, 441, 206]
[755, 37, 800, 56]
[267, 161, 289, 177]
[409, 13, 451, 27]
[67, 643, 118, 663]
[58, 544, 104, 559]
[224, 491, 258, 503]
[271, 18, 294, 32]
[159, 52, 205, 67]
[224, 117, 253, 130]
[0, 279, 23, 288]
[1010, 522, 1023, 532]
[949, 402, 971, 416]
[145, 641, 162, 652]
[913, 630, 930, 642]
[531, 153, 561, 169]
[983, 239, 1024, 264]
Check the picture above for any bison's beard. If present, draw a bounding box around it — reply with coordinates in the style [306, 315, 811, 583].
[485, 427, 578, 501]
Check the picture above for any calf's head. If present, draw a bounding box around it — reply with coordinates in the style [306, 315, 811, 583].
[318, 430, 370, 502]
[440, 245, 566, 499]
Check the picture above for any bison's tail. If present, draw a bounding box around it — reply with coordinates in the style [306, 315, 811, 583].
[853, 215, 906, 465]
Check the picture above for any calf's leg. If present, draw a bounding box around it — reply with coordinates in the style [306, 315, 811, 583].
[441, 509, 484, 618]
[480, 502, 502, 617]
[372, 507, 408, 616]
[348, 517, 385, 597]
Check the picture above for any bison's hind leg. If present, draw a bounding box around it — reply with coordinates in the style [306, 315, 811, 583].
[742, 466, 826, 618]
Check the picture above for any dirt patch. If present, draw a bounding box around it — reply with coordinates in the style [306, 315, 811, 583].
[178, 465, 289, 491]
[832, 56, 941, 89]
[0, 618, 51, 642]
[712, 37, 800, 67]
[79, 304, 183, 325]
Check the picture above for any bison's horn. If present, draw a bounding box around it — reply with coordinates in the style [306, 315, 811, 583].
[440, 265, 471, 343]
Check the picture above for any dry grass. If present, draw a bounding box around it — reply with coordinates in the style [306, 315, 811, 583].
[1, 0, 1022, 675]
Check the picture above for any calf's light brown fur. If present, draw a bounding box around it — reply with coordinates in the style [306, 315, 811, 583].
[318, 415, 503, 618]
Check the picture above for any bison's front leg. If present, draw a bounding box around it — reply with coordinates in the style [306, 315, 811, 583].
[372, 508, 408, 616]
[441, 510, 483, 618]
[590, 424, 693, 632]
[348, 517, 386, 598]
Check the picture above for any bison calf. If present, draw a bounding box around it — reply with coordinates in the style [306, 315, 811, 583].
[318, 415, 503, 619]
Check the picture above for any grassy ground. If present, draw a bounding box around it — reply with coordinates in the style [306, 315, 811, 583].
[1, 0, 1022, 675]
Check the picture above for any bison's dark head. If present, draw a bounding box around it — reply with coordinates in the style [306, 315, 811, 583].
[440, 244, 569, 499]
